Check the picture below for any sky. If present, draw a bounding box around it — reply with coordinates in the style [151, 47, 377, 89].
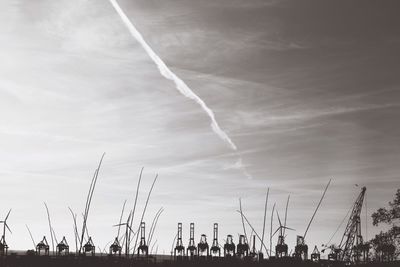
[0, 0, 400, 256]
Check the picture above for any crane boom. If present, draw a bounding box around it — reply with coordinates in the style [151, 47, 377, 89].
[339, 186, 366, 262]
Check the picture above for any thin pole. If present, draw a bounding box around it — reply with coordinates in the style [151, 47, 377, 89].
[260, 188, 269, 252]
[239, 198, 248, 243]
[303, 179, 331, 239]
[44, 202, 55, 255]
[79, 153, 105, 253]
[270, 203, 276, 256]
[148, 208, 164, 247]
[127, 167, 144, 254]
[117, 200, 127, 239]
[283, 195, 290, 237]
[171, 233, 177, 257]
[132, 174, 158, 254]
[68, 207, 80, 253]
[26, 224, 36, 248]
[150, 239, 157, 254]
[365, 191, 368, 241]
[51, 227, 58, 245]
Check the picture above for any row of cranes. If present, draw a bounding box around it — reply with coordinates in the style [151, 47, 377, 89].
[21, 219, 153, 258]
[173, 222, 254, 258]
[0, 160, 384, 264]
[0, 155, 163, 259]
[171, 181, 374, 264]
[172, 221, 293, 261]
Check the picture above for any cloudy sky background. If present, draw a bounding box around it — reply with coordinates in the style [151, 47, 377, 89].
[1, 0, 400, 255]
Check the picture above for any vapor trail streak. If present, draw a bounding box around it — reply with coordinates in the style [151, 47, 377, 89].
[109, 0, 237, 151]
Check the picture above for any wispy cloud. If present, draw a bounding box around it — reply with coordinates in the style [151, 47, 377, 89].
[233, 103, 400, 128]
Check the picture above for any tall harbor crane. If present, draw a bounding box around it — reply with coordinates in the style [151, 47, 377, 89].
[174, 223, 185, 258]
[339, 186, 368, 262]
[137, 222, 148, 256]
[210, 223, 221, 257]
[187, 223, 197, 257]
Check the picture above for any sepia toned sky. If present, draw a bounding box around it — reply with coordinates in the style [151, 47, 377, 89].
[0, 0, 400, 255]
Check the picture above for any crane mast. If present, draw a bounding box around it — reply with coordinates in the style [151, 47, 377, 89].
[339, 186, 366, 262]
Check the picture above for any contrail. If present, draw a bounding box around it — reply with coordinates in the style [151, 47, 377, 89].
[109, 0, 253, 179]
[109, 0, 237, 151]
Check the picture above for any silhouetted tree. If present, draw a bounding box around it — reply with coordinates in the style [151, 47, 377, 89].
[371, 189, 400, 260]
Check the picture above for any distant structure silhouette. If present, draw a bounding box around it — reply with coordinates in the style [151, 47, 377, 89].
[187, 223, 196, 258]
[339, 186, 368, 263]
[197, 234, 209, 257]
[294, 235, 308, 260]
[249, 235, 258, 260]
[237, 234, 249, 258]
[109, 237, 122, 256]
[210, 223, 221, 257]
[311, 245, 320, 262]
[174, 223, 185, 259]
[224, 234, 235, 257]
[36, 236, 49, 256]
[137, 222, 148, 256]
[56, 236, 69, 256]
[83, 237, 95, 256]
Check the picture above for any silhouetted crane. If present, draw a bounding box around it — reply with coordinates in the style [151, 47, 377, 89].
[223, 235, 235, 257]
[109, 237, 122, 256]
[311, 245, 321, 261]
[83, 237, 95, 256]
[210, 223, 221, 257]
[187, 223, 197, 258]
[338, 186, 368, 263]
[197, 234, 209, 257]
[56, 236, 69, 256]
[237, 234, 249, 258]
[36, 236, 49, 256]
[137, 222, 148, 256]
[174, 223, 185, 259]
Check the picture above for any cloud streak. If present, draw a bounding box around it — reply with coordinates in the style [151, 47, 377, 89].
[109, 0, 237, 151]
